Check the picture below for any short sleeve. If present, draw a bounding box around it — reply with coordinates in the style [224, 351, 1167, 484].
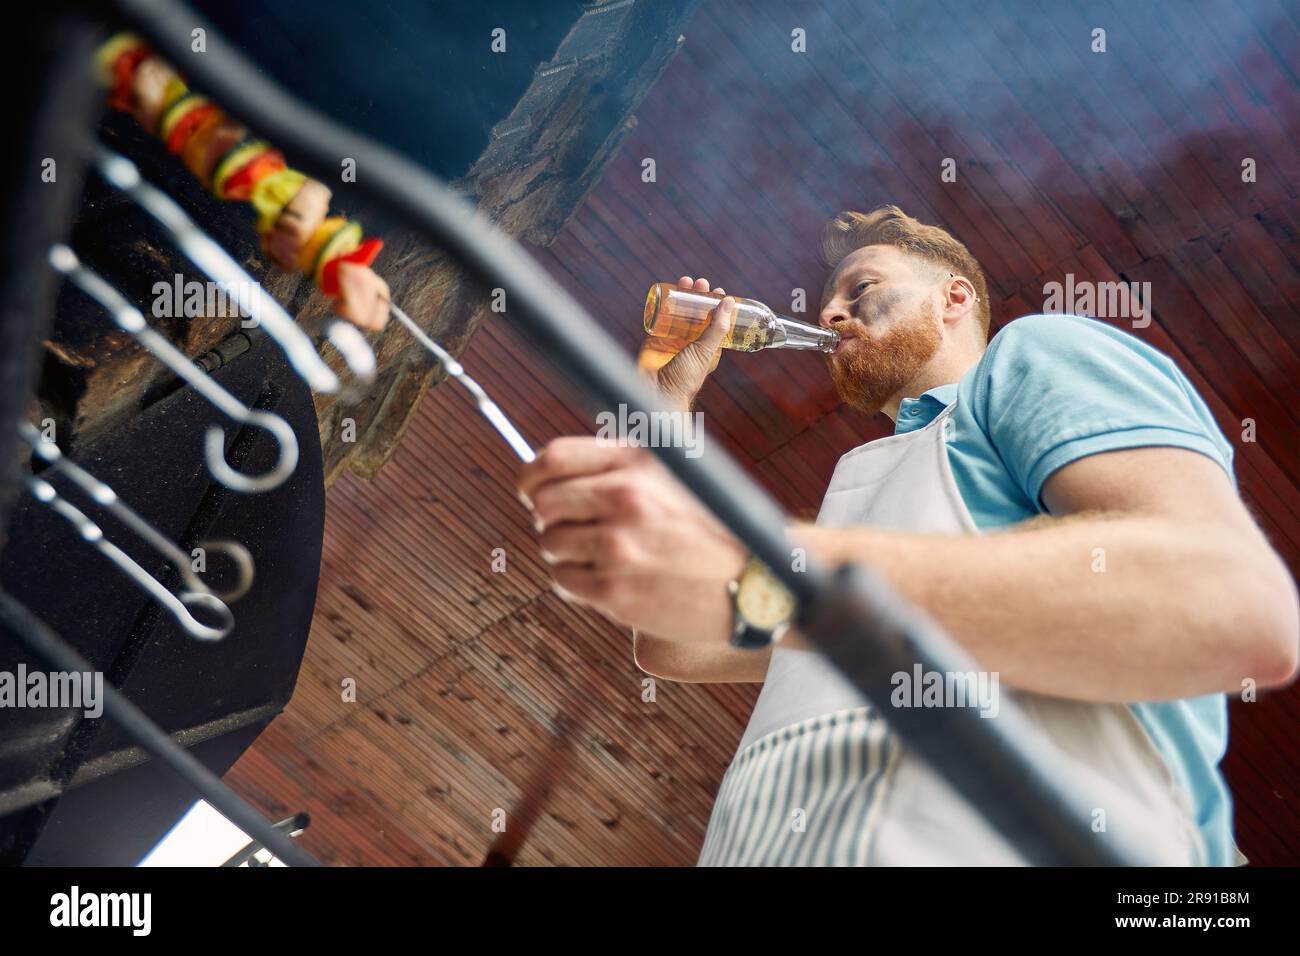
[967, 314, 1236, 510]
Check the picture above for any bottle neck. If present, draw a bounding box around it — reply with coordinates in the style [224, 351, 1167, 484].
[770, 314, 840, 352]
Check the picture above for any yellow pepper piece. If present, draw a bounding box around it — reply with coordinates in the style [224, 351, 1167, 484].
[158, 77, 189, 119]
[94, 32, 146, 87]
[251, 168, 309, 235]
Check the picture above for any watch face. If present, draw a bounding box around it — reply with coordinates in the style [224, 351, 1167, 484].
[737, 564, 797, 631]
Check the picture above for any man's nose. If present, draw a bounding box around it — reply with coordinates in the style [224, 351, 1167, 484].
[819, 304, 851, 330]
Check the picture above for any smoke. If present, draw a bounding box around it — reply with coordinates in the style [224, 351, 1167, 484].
[632, 0, 1296, 285]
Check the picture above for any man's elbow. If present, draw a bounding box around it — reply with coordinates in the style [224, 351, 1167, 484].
[1235, 554, 1300, 690]
[1250, 618, 1300, 690]
[632, 635, 692, 683]
[632, 651, 682, 683]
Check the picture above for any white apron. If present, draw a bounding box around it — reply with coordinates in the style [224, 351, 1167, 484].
[697, 400, 1206, 866]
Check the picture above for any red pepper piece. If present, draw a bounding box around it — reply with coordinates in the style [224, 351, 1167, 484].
[219, 149, 286, 201]
[109, 46, 153, 111]
[165, 102, 219, 154]
[320, 238, 384, 296]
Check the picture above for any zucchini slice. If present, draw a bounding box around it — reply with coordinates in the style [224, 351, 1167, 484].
[211, 139, 271, 198]
[311, 221, 364, 285]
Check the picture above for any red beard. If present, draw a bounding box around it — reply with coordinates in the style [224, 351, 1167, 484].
[826, 305, 942, 415]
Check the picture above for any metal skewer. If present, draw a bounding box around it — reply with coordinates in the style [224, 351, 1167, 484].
[389, 304, 536, 463]
[93, 147, 378, 393]
[23, 473, 233, 642]
[20, 421, 255, 604]
[50, 245, 300, 494]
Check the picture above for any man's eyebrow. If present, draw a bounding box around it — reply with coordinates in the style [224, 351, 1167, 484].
[821, 273, 839, 304]
[822, 263, 875, 304]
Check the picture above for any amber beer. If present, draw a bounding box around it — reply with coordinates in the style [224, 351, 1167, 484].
[642, 282, 840, 353]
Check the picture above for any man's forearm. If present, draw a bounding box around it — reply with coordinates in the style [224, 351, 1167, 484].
[786, 513, 1295, 702]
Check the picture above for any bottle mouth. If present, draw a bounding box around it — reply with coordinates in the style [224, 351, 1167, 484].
[642, 283, 660, 334]
[773, 314, 841, 352]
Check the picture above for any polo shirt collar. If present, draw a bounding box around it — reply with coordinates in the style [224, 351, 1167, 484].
[894, 383, 959, 434]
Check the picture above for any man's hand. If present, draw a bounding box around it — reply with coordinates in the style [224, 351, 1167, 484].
[639, 276, 734, 412]
[517, 436, 747, 644]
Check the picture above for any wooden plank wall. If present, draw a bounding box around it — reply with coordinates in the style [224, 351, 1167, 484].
[226, 0, 1300, 865]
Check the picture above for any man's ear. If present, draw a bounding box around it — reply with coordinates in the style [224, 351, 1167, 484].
[941, 271, 978, 324]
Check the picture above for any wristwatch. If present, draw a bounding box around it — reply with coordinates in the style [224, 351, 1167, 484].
[727, 555, 798, 649]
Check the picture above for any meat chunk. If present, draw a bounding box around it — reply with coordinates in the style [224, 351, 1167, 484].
[334, 262, 390, 331]
[275, 179, 332, 246]
[182, 114, 245, 185]
[262, 179, 332, 272]
[130, 56, 180, 132]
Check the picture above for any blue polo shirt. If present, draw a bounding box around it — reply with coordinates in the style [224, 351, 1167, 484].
[897, 313, 1238, 866]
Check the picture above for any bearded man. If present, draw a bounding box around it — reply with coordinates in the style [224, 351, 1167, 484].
[516, 204, 1299, 866]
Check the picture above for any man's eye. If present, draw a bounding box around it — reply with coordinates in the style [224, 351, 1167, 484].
[855, 279, 874, 294]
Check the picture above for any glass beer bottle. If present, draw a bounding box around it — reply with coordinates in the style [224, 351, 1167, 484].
[642, 282, 840, 353]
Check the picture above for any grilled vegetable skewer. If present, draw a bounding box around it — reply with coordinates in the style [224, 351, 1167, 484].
[95, 32, 390, 332]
